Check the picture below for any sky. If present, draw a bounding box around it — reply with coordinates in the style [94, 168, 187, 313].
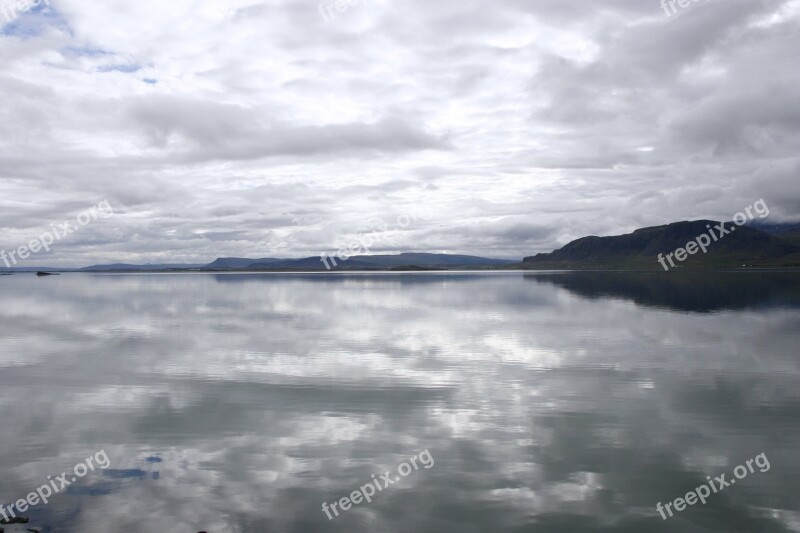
[0, 0, 799, 267]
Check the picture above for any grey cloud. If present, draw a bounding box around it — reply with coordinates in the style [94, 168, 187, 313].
[127, 97, 449, 162]
[0, 0, 797, 265]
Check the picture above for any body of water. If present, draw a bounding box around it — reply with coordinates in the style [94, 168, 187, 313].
[1, 271, 799, 532]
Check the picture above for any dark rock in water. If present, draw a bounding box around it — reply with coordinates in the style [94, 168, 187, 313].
[35, 272, 59, 277]
[0, 516, 29, 524]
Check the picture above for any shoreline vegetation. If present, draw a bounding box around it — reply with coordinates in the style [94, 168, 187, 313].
[3, 219, 800, 274]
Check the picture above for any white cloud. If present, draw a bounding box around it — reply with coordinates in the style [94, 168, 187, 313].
[0, 0, 797, 266]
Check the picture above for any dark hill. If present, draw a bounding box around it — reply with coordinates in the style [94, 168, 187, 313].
[522, 220, 800, 269]
[748, 221, 800, 247]
[206, 257, 281, 269]
[201, 253, 514, 270]
[354, 253, 515, 268]
[80, 263, 203, 271]
[248, 257, 380, 270]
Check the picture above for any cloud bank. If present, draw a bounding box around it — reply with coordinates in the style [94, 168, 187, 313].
[0, 0, 798, 265]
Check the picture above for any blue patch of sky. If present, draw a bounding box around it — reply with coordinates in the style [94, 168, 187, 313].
[0, 0, 71, 38]
[102, 468, 148, 479]
[98, 63, 142, 73]
[2, 4, 151, 80]
[63, 45, 114, 58]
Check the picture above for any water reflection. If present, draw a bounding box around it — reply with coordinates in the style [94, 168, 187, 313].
[0, 272, 798, 532]
[525, 271, 800, 312]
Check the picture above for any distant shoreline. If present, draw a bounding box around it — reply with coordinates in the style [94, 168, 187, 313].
[6, 266, 800, 275]
[3, 218, 799, 274]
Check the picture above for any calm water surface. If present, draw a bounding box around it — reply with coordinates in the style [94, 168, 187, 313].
[1, 271, 799, 532]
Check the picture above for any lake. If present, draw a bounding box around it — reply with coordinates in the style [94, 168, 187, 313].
[1, 271, 799, 532]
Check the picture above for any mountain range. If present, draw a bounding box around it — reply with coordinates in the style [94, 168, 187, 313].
[522, 220, 800, 269]
[204, 253, 516, 271]
[3, 220, 800, 272]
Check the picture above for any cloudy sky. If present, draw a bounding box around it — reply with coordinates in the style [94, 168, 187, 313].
[0, 0, 798, 266]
